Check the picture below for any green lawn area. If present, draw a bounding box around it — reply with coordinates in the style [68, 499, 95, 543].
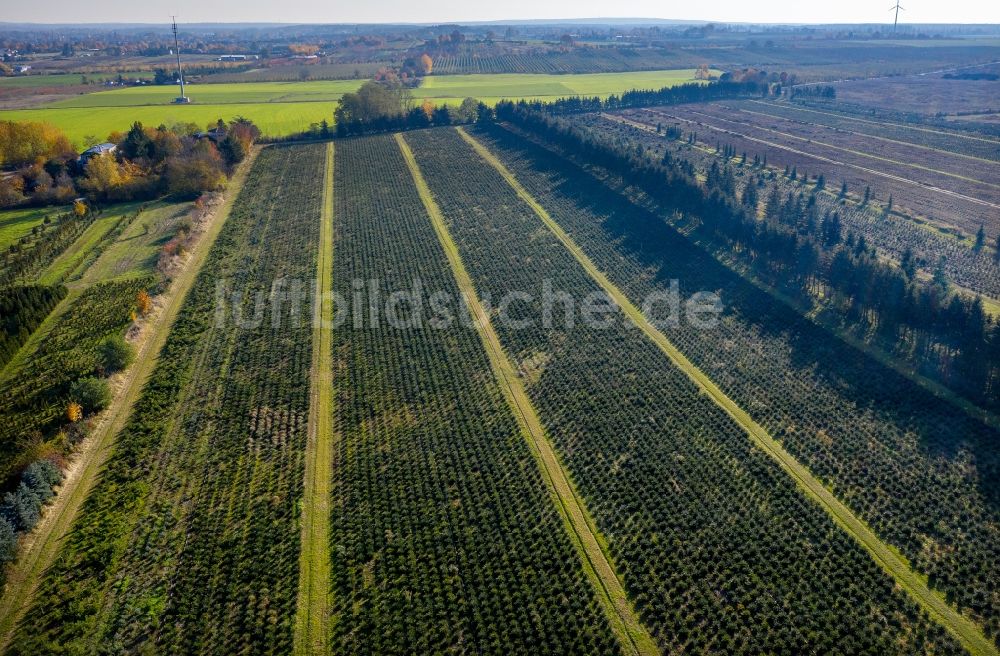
[0, 207, 61, 252]
[39, 204, 141, 284]
[0, 69, 710, 144]
[81, 200, 191, 284]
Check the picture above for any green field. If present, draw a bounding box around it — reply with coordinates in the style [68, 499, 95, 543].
[417, 69, 713, 98]
[0, 207, 59, 251]
[44, 80, 365, 107]
[80, 200, 191, 283]
[0, 70, 709, 144]
[0, 74, 86, 88]
[1, 103, 332, 145]
[38, 211, 127, 284]
[0, 72, 154, 88]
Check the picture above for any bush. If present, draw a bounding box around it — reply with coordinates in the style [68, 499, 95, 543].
[23, 460, 61, 503]
[1, 483, 41, 532]
[98, 335, 135, 374]
[164, 142, 227, 199]
[69, 377, 111, 414]
[0, 516, 16, 563]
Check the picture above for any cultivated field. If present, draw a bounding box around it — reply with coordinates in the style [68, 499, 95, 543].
[4, 42, 1000, 656]
[743, 100, 1000, 161]
[417, 70, 711, 99]
[328, 135, 625, 654]
[201, 63, 386, 83]
[432, 51, 701, 75]
[6, 145, 324, 653]
[6, 18, 1000, 656]
[0, 103, 335, 146]
[430, 39, 1000, 80]
[626, 101, 1000, 240]
[0, 207, 54, 252]
[0, 197, 189, 487]
[469, 121, 1000, 643]
[400, 127, 977, 654]
[574, 110, 1000, 301]
[828, 64, 1000, 117]
[1, 123, 997, 654]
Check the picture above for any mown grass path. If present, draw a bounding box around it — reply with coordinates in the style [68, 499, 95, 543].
[293, 142, 335, 656]
[0, 149, 259, 652]
[457, 126, 999, 656]
[396, 132, 659, 656]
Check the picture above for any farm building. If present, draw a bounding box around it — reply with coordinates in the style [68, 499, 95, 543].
[78, 142, 117, 165]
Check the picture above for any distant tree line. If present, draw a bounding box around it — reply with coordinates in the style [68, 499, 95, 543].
[320, 78, 770, 140]
[942, 72, 998, 81]
[149, 64, 257, 85]
[495, 105, 999, 406]
[790, 85, 836, 99]
[508, 79, 770, 115]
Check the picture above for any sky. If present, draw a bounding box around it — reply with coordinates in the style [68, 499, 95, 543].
[3, 0, 999, 26]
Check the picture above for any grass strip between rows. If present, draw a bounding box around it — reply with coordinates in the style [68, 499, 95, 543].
[293, 142, 335, 655]
[396, 132, 660, 656]
[456, 125, 999, 656]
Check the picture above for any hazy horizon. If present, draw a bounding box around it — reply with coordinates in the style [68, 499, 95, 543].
[2, 0, 999, 29]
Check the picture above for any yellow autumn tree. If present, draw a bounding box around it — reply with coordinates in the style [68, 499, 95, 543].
[421, 99, 434, 120]
[289, 44, 320, 56]
[695, 63, 711, 80]
[0, 175, 26, 207]
[80, 153, 123, 196]
[420, 54, 433, 75]
[136, 289, 153, 316]
[73, 199, 88, 217]
[66, 401, 83, 422]
[0, 120, 74, 168]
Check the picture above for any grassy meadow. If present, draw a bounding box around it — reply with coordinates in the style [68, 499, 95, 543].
[80, 200, 192, 283]
[0, 69, 710, 144]
[0, 207, 57, 252]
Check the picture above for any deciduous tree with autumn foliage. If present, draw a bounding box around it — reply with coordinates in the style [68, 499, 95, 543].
[0, 118, 259, 208]
[136, 289, 153, 316]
